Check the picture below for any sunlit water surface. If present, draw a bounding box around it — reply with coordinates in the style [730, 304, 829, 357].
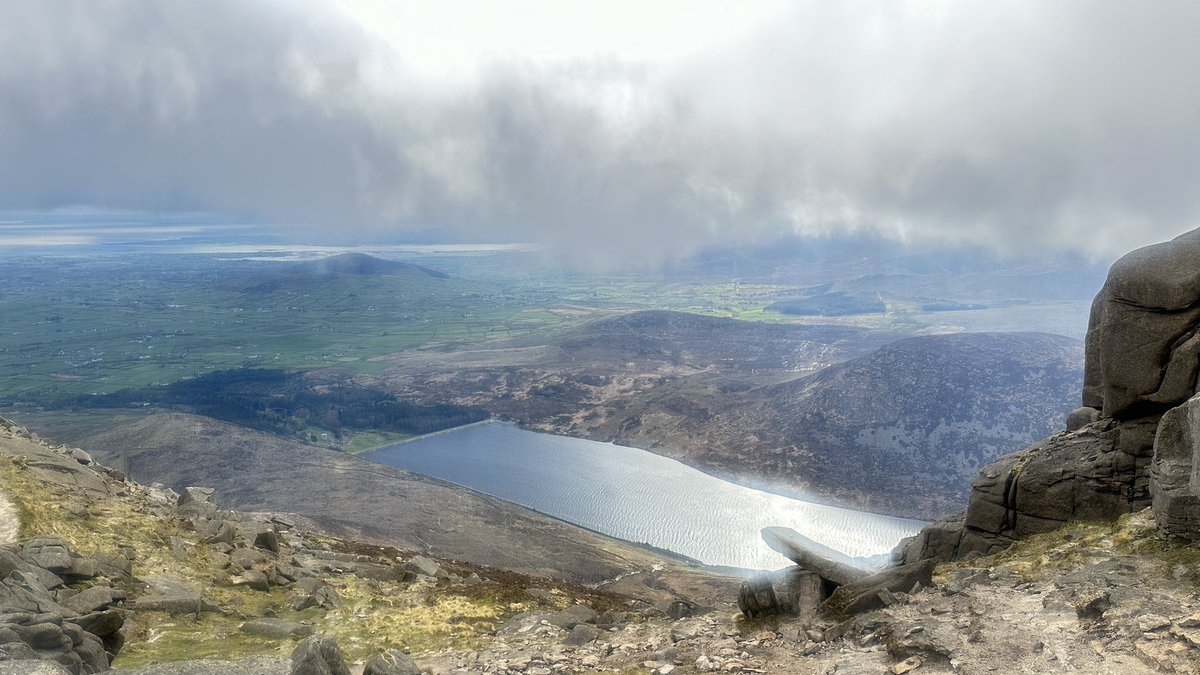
[364, 421, 923, 570]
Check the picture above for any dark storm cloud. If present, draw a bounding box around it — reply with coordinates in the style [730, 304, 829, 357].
[1, 0, 1198, 264]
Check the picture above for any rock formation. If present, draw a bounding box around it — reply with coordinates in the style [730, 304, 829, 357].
[898, 227, 1200, 561]
[749, 228, 1200, 620]
[1084, 227, 1200, 418]
[1151, 394, 1200, 542]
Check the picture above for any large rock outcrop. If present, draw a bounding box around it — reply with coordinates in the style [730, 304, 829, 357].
[904, 228, 1200, 563]
[1083, 227, 1200, 419]
[1151, 393, 1200, 542]
[955, 416, 1157, 556]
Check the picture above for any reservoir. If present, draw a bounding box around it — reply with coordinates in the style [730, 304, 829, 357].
[364, 421, 923, 570]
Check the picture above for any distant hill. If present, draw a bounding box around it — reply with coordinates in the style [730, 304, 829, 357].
[229, 252, 447, 292]
[766, 292, 887, 317]
[608, 332, 1084, 518]
[540, 310, 891, 372]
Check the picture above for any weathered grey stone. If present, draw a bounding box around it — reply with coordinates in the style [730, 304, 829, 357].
[1065, 407, 1101, 432]
[897, 513, 965, 565]
[230, 569, 271, 592]
[819, 559, 936, 621]
[229, 547, 269, 570]
[240, 618, 314, 640]
[954, 417, 1155, 558]
[564, 623, 601, 646]
[354, 563, 409, 582]
[92, 551, 132, 581]
[22, 537, 73, 573]
[1151, 394, 1200, 542]
[544, 604, 597, 629]
[289, 634, 350, 675]
[290, 583, 340, 612]
[883, 617, 961, 663]
[0, 641, 39, 662]
[254, 529, 281, 553]
[73, 609, 124, 638]
[0, 571, 73, 616]
[13, 622, 68, 650]
[201, 521, 239, 545]
[401, 555, 440, 578]
[761, 527, 872, 586]
[177, 487, 215, 508]
[1084, 227, 1200, 418]
[738, 566, 827, 619]
[62, 585, 115, 615]
[653, 600, 694, 620]
[71, 630, 110, 673]
[363, 651, 422, 675]
[0, 548, 64, 591]
[62, 557, 98, 581]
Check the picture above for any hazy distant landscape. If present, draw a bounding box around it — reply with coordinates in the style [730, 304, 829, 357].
[2, 225, 1101, 520]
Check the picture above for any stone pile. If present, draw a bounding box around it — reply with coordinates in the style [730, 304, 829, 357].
[0, 536, 126, 673]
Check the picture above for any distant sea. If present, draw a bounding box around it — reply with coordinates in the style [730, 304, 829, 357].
[364, 421, 924, 570]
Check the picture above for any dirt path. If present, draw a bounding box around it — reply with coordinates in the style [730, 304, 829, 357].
[0, 489, 18, 546]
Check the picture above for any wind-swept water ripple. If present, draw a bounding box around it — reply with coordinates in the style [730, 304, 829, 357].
[364, 421, 924, 570]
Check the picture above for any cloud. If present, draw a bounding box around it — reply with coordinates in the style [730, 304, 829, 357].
[1, 0, 1198, 265]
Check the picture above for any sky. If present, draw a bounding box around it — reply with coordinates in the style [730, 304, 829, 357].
[1, 0, 1199, 265]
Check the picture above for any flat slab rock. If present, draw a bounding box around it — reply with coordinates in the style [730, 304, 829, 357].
[760, 527, 873, 586]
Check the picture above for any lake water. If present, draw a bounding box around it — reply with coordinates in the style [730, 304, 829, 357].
[363, 421, 924, 570]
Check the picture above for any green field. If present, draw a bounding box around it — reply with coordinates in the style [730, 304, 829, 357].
[0, 249, 1092, 410]
[0, 256, 585, 400]
[0, 253, 821, 403]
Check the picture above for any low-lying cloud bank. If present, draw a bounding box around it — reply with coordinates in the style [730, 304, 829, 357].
[1, 0, 1198, 265]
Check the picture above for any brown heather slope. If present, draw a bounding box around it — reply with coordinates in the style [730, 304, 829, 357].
[55, 411, 736, 603]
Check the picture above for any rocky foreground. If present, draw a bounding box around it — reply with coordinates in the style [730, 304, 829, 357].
[3, 404, 1200, 673]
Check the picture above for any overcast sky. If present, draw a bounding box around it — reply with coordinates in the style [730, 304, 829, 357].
[2, 0, 1198, 264]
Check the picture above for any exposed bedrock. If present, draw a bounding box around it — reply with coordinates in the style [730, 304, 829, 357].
[1150, 393, 1200, 542]
[902, 416, 1158, 562]
[1083, 227, 1200, 419]
[903, 227, 1200, 564]
[745, 228, 1200, 619]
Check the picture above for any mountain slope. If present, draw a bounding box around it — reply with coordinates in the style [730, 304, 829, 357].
[759, 332, 1082, 505]
[599, 332, 1084, 518]
[229, 253, 448, 292]
[282, 253, 449, 279]
[65, 411, 734, 599]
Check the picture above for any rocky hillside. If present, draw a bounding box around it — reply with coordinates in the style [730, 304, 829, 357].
[723, 228, 1200, 672]
[896, 226, 1200, 563]
[49, 412, 731, 600]
[4, 415, 1200, 674]
[732, 332, 1081, 516]
[372, 313, 1082, 519]
[0, 417, 725, 673]
[564, 331, 1083, 519]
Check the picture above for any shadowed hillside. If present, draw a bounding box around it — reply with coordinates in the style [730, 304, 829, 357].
[229, 253, 448, 292]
